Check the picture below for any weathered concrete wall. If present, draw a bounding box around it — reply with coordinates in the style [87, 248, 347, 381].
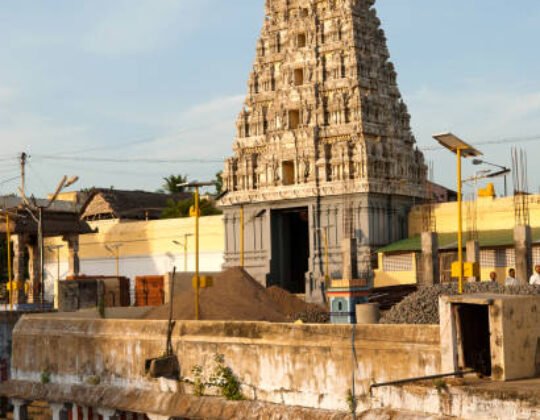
[10, 316, 440, 412]
[440, 294, 540, 381]
[372, 380, 540, 419]
[0, 312, 21, 380]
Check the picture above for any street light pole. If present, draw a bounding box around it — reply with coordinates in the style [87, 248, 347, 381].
[173, 233, 194, 272]
[472, 159, 510, 197]
[178, 180, 216, 321]
[433, 133, 482, 295]
[105, 244, 122, 277]
[6, 213, 12, 311]
[456, 148, 464, 294]
[19, 174, 78, 307]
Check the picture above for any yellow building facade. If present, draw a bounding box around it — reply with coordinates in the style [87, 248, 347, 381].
[44, 216, 224, 303]
[375, 194, 540, 287]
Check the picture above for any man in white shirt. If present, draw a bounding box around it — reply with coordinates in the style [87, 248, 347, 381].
[530, 265, 540, 286]
[505, 268, 520, 286]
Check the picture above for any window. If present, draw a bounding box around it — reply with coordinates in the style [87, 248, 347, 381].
[294, 68, 304, 86]
[282, 161, 295, 185]
[297, 33, 307, 48]
[289, 110, 300, 129]
[301, 8, 309, 17]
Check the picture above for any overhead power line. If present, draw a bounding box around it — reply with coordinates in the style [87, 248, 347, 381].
[421, 134, 540, 151]
[31, 154, 224, 164]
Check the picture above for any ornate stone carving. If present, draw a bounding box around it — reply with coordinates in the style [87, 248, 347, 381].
[221, 0, 426, 206]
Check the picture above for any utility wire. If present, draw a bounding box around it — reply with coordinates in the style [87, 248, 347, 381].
[0, 175, 20, 186]
[421, 134, 540, 151]
[31, 154, 224, 164]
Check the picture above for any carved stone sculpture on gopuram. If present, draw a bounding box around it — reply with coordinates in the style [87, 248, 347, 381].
[221, 0, 427, 205]
[219, 0, 427, 301]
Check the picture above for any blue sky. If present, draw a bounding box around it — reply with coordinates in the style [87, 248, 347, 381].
[1, 0, 539, 197]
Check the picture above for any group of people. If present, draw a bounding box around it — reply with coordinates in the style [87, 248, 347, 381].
[488, 264, 540, 286]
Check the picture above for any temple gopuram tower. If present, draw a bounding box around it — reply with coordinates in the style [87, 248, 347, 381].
[220, 0, 426, 302]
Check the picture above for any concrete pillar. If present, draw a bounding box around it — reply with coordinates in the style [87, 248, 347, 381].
[97, 407, 117, 420]
[11, 235, 28, 303]
[147, 414, 170, 420]
[63, 235, 80, 277]
[420, 232, 439, 287]
[514, 225, 532, 285]
[466, 240, 480, 282]
[81, 406, 90, 420]
[50, 403, 69, 420]
[11, 399, 28, 420]
[26, 242, 40, 303]
[72, 404, 81, 420]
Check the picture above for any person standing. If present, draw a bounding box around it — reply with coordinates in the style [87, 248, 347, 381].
[505, 268, 520, 286]
[489, 271, 498, 282]
[530, 265, 540, 286]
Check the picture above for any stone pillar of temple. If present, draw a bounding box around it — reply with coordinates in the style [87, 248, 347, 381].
[50, 403, 70, 420]
[514, 225, 532, 285]
[420, 232, 439, 287]
[341, 237, 358, 280]
[466, 240, 480, 282]
[11, 399, 29, 420]
[63, 235, 80, 277]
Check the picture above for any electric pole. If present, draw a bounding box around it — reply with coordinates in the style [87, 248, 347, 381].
[20, 152, 27, 199]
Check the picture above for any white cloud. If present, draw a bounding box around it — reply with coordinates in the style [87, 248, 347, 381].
[0, 86, 16, 104]
[83, 0, 210, 55]
[132, 94, 244, 160]
[406, 84, 540, 190]
[407, 85, 540, 146]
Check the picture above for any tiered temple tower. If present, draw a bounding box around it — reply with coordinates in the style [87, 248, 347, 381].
[220, 0, 426, 302]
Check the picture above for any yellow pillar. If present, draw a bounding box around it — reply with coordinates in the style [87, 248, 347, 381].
[194, 187, 200, 321]
[6, 213, 12, 311]
[457, 148, 464, 294]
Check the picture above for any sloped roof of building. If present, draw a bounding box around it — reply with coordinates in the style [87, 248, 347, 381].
[378, 227, 540, 254]
[80, 189, 192, 221]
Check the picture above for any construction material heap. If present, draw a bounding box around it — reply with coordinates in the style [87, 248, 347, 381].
[381, 282, 540, 325]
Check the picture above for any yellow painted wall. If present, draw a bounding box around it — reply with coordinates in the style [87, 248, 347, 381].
[409, 194, 540, 236]
[45, 215, 224, 263]
[374, 253, 417, 287]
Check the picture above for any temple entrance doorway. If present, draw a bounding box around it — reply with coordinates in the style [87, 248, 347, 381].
[270, 207, 309, 294]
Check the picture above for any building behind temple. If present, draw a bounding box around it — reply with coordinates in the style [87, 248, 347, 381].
[220, 0, 427, 302]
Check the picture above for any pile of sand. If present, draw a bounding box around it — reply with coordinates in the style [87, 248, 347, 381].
[143, 268, 328, 323]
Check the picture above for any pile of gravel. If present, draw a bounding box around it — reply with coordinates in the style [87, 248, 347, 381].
[380, 282, 540, 325]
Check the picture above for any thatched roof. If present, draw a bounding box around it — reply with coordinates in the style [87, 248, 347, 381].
[80, 189, 191, 221]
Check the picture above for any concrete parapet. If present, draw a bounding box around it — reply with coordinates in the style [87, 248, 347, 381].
[8, 316, 441, 413]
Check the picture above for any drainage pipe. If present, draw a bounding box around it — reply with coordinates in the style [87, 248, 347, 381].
[369, 370, 474, 395]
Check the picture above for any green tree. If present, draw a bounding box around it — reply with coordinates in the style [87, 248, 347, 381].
[161, 197, 222, 219]
[215, 171, 224, 195]
[160, 174, 188, 194]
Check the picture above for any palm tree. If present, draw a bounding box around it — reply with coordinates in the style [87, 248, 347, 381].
[161, 174, 188, 194]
